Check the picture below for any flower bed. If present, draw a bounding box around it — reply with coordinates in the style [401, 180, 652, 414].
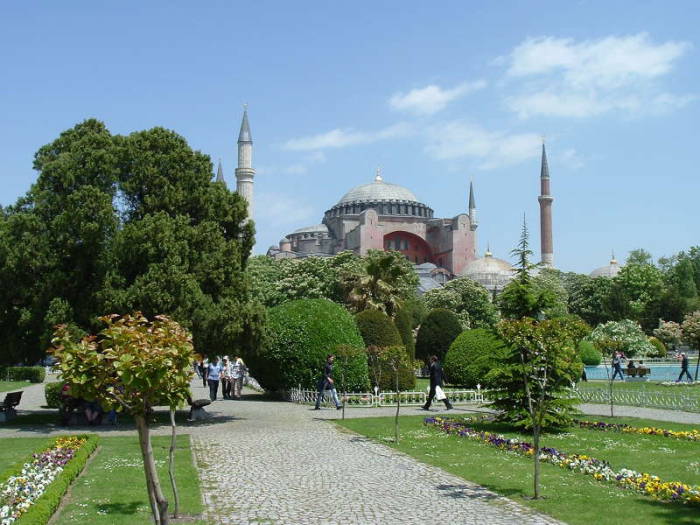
[657, 381, 700, 387]
[0, 434, 98, 524]
[425, 416, 700, 505]
[575, 419, 700, 441]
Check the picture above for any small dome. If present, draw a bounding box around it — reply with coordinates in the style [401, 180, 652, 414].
[337, 176, 419, 205]
[461, 250, 514, 292]
[590, 255, 621, 278]
[292, 224, 328, 234]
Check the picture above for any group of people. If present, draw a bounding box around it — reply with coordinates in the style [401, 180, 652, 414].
[611, 350, 694, 382]
[196, 355, 247, 401]
[59, 383, 117, 426]
[312, 353, 453, 411]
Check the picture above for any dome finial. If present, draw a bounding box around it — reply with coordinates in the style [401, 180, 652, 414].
[375, 167, 383, 182]
[485, 243, 492, 257]
[611, 250, 618, 265]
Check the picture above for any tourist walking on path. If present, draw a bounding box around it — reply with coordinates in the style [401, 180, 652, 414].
[611, 351, 625, 381]
[220, 356, 233, 399]
[231, 356, 247, 399]
[677, 352, 693, 382]
[314, 354, 343, 410]
[207, 356, 222, 401]
[422, 355, 453, 411]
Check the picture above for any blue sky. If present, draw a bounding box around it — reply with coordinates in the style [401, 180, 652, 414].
[2, 1, 698, 273]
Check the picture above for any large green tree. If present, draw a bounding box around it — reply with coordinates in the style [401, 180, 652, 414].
[423, 276, 499, 329]
[0, 119, 261, 364]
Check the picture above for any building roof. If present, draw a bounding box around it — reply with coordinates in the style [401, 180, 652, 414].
[337, 174, 420, 205]
[589, 254, 621, 278]
[460, 250, 514, 291]
[291, 224, 329, 234]
[238, 107, 252, 143]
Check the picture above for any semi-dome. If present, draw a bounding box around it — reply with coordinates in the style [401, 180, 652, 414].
[461, 248, 514, 293]
[292, 224, 328, 234]
[337, 173, 420, 205]
[590, 254, 621, 278]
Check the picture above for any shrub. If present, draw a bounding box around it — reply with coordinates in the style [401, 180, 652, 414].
[44, 382, 63, 408]
[333, 345, 371, 392]
[251, 299, 367, 391]
[393, 308, 415, 359]
[578, 340, 602, 366]
[415, 308, 462, 362]
[443, 329, 509, 388]
[367, 345, 415, 392]
[587, 319, 655, 358]
[647, 336, 667, 358]
[355, 309, 402, 348]
[7, 366, 45, 383]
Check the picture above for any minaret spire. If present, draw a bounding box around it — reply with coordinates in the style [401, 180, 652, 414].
[216, 159, 225, 184]
[235, 105, 255, 221]
[468, 180, 478, 230]
[538, 141, 554, 267]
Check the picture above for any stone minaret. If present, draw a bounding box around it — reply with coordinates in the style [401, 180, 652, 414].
[468, 180, 478, 257]
[215, 159, 225, 185]
[235, 106, 255, 221]
[538, 143, 554, 267]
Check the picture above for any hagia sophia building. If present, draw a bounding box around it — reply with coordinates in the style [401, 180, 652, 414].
[221, 109, 620, 293]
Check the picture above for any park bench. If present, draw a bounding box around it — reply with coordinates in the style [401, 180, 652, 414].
[623, 367, 650, 379]
[0, 391, 23, 422]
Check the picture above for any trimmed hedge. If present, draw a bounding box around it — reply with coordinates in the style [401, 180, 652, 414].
[8, 434, 99, 525]
[355, 310, 402, 348]
[44, 382, 63, 408]
[251, 299, 368, 391]
[443, 329, 509, 388]
[332, 345, 371, 393]
[7, 366, 45, 383]
[394, 308, 415, 360]
[368, 345, 416, 392]
[578, 340, 602, 365]
[415, 308, 463, 362]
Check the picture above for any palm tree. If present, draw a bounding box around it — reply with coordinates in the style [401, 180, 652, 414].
[344, 252, 406, 317]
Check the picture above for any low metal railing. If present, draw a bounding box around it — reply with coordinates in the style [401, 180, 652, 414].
[285, 386, 485, 408]
[573, 387, 700, 412]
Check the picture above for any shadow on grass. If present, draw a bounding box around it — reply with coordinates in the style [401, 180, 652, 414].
[635, 495, 700, 524]
[96, 501, 143, 516]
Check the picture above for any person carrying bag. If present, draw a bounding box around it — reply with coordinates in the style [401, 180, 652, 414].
[422, 355, 453, 411]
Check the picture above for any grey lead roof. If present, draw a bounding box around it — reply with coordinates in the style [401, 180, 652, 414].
[216, 160, 225, 183]
[238, 108, 252, 143]
[540, 143, 550, 179]
[469, 181, 476, 209]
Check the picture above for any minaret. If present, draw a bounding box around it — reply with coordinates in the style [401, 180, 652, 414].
[235, 106, 255, 221]
[215, 159, 225, 184]
[468, 180, 478, 257]
[538, 142, 554, 267]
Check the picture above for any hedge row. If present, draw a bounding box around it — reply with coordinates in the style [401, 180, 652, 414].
[44, 382, 63, 408]
[4, 434, 99, 525]
[2, 366, 46, 383]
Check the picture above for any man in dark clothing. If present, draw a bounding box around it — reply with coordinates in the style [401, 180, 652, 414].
[314, 354, 343, 410]
[422, 355, 453, 410]
[677, 352, 693, 382]
[611, 352, 625, 380]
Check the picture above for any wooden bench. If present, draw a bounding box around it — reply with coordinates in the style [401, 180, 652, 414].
[0, 391, 23, 422]
[623, 367, 650, 379]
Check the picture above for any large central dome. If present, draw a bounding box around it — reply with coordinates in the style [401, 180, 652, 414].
[337, 173, 420, 205]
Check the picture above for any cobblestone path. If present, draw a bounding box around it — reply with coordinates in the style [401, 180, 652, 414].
[190, 383, 561, 525]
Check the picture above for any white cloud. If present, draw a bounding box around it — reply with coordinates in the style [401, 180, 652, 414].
[503, 34, 693, 118]
[559, 148, 584, 170]
[389, 80, 486, 115]
[283, 123, 412, 151]
[424, 121, 541, 169]
[255, 191, 315, 230]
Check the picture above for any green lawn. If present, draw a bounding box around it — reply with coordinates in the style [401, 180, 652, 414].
[336, 415, 700, 525]
[0, 380, 30, 393]
[53, 434, 204, 525]
[0, 437, 52, 474]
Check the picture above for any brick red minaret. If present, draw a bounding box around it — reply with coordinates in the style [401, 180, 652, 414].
[538, 143, 554, 267]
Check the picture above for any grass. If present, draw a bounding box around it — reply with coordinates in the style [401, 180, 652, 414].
[0, 380, 31, 393]
[335, 414, 700, 525]
[0, 437, 52, 473]
[578, 380, 700, 403]
[52, 434, 205, 524]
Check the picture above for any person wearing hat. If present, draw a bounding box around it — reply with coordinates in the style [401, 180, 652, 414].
[220, 356, 233, 399]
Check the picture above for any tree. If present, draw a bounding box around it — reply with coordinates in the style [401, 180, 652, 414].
[493, 318, 582, 499]
[610, 263, 664, 330]
[443, 329, 509, 387]
[355, 309, 403, 348]
[659, 257, 699, 322]
[393, 307, 415, 360]
[423, 277, 499, 329]
[681, 311, 700, 380]
[587, 320, 655, 358]
[653, 320, 683, 351]
[532, 268, 569, 319]
[565, 275, 615, 326]
[50, 314, 194, 525]
[626, 248, 654, 266]
[415, 309, 462, 362]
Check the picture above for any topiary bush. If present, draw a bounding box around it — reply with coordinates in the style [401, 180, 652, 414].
[578, 340, 602, 366]
[7, 366, 46, 383]
[44, 382, 63, 408]
[647, 336, 667, 358]
[415, 308, 463, 362]
[333, 345, 371, 392]
[250, 299, 367, 391]
[393, 308, 415, 359]
[443, 329, 509, 388]
[367, 345, 416, 392]
[355, 309, 403, 348]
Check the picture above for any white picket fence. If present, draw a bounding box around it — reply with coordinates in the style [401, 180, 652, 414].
[284, 386, 485, 408]
[572, 387, 700, 412]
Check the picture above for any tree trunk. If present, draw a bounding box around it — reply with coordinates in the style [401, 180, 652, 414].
[394, 373, 400, 444]
[168, 409, 180, 519]
[135, 414, 169, 525]
[694, 353, 699, 381]
[608, 378, 614, 417]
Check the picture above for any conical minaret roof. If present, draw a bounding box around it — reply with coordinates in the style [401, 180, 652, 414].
[469, 181, 476, 209]
[238, 107, 252, 143]
[216, 159, 225, 183]
[540, 143, 550, 180]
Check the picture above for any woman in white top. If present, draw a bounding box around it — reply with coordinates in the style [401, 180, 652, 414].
[231, 356, 247, 399]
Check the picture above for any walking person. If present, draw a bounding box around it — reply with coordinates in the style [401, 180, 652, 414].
[199, 358, 207, 387]
[677, 352, 693, 382]
[206, 356, 222, 401]
[611, 351, 625, 381]
[314, 354, 343, 410]
[231, 355, 247, 399]
[220, 356, 233, 399]
[422, 355, 453, 411]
